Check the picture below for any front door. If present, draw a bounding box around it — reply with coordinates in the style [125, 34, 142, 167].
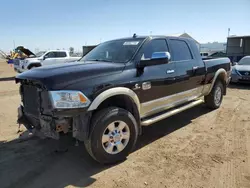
[136, 38, 177, 118]
[42, 51, 58, 66]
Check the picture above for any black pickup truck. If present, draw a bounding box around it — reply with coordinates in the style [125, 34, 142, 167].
[16, 35, 231, 164]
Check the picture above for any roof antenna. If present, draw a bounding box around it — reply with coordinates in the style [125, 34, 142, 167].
[133, 33, 137, 38]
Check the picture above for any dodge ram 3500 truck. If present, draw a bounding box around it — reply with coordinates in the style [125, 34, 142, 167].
[16, 35, 231, 164]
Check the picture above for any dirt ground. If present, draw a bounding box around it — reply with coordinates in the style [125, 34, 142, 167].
[0, 60, 250, 188]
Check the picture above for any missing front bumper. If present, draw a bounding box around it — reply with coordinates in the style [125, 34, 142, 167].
[18, 105, 60, 139]
[17, 105, 92, 141]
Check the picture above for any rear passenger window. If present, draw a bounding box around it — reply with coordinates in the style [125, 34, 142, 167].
[55, 52, 67, 58]
[141, 39, 169, 60]
[169, 40, 193, 61]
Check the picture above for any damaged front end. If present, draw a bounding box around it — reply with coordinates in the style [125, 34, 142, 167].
[17, 79, 92, 141]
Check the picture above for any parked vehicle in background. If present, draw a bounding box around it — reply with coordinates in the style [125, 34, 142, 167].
[209, 51, 227, 58]
[200, 51, 227, 59]
[226, 35, 250, 62]
[200, 52, 209, 58]
[6, 46, 33, 64]
[231, 56, 250, 83]
[16, 35, 231, 164]
[14, 50, 81, 73]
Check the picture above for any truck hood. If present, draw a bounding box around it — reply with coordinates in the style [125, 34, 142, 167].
[234, 65, 250, 71]
[16, 46, 35, 57]
[16, 61, 125, 90]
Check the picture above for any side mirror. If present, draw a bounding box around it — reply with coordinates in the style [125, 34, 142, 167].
[232, 62, 238, 66]
[151, 52, 171, 60]
[138, 51, 171, 68]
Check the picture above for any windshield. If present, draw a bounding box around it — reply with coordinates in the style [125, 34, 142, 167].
[238, 57, 250, 65]
[35, 51, 46, 57]
[80, 38, 144, 63]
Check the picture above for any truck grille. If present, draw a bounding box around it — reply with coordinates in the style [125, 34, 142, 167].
[13, 59, 20, 65]
[22, 85, 40, 116]
[238, 71, 250, 76]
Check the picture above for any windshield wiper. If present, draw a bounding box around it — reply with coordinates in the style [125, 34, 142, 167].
[88, 59, 113, 62]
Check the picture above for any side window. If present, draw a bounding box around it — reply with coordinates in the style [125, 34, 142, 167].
[55, 51, 67, 58]
[141, 39, 169, 60]
[169, 40, 193, 61]
[45, 52, 56, 58]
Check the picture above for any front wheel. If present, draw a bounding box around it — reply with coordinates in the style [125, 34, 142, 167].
[85, 107, 138, 164]
[205, 81, 224, 109]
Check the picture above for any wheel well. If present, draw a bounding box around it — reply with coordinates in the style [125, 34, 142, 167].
[95, 95, 141, 134]
[28, 63, 41, 69]
[216, 72, 227, 95]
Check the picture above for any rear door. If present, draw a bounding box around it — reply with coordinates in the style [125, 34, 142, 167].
[54, 51, 68, 64]
[137, 38, 177, 118]
[168, 38, 204, 102]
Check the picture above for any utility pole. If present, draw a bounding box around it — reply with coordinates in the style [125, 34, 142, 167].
[228, 28, 230, 37]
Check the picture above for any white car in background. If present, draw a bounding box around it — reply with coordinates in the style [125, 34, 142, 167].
[14, 50, 81, 73]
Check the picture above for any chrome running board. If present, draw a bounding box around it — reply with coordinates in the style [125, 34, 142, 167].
[141, 99, 204, 126]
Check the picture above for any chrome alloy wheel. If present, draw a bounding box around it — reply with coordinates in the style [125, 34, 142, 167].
[214, 86, 222, 105]
[102, 120, 130, 154]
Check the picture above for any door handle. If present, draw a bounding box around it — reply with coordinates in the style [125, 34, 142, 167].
[166, 69, 175, 74]
[192, 66, 199, 70]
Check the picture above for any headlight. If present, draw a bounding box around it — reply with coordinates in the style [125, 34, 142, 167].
[49, 90, 91, 109]
[231, 68, 238, 75]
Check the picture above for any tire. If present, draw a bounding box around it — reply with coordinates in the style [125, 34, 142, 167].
[205, 81, 224, 109]
[85, 107, 138, 164]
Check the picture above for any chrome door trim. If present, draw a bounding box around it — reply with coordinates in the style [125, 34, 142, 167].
[140, 87, 203, 118]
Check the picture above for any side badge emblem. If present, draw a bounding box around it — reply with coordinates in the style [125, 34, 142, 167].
[133, 83, 141, 90]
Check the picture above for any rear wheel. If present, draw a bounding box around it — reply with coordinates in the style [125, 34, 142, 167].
[85, 107, 138, 164]
[205, 81, 224, 109]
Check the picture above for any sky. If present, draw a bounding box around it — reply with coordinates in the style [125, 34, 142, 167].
[0, 0, 249, 52]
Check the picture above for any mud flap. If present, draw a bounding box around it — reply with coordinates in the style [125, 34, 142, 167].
[72, 112, 92, 142]
[17, 106, 33, 131]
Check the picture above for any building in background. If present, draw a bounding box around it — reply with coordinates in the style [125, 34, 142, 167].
[168, 32, 229, 56]
[226, 35, 250, 62]
[168, 32, 200, 50]
[200, 42, 226, 54]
